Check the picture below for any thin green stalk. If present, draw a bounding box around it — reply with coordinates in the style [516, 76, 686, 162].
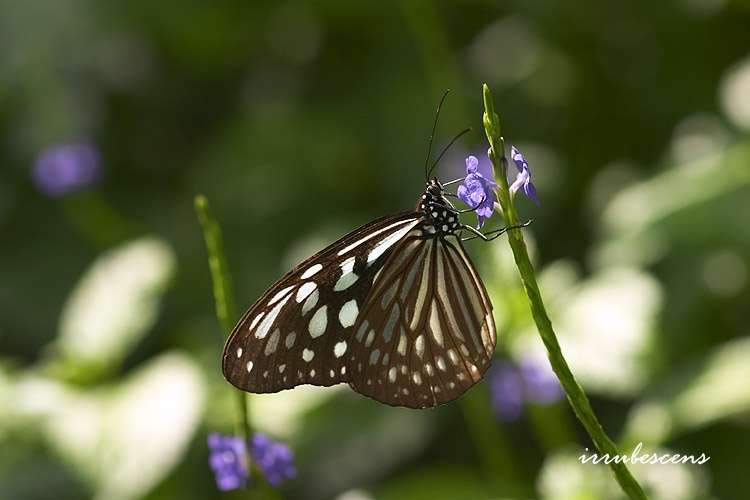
[480, 85, 648, 500]
[195, 195, 281, 499]
[194, 195, 250, 441]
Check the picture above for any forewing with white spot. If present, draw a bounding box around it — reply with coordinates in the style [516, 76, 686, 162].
[222, 212, 421, 393]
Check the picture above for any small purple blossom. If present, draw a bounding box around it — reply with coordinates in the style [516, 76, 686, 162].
[519, 357, 563, 403]
[207, 433, 248, 491]
[208, 432, 296, 490]
[250, 433, 297, 487]
[487, 357, 562, 421]
[509, 145, 539, 205]
[457, 155, 497, 228]
[32, 141, 100, 196]
[488, 361, 524, 421]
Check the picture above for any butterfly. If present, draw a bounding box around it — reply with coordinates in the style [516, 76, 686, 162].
[222, 96, 525, 409]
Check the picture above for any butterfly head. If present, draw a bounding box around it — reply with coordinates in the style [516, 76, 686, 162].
[418, 178, 460, 236]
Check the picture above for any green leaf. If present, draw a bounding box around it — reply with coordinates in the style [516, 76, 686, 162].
[511, 267, 663, 397]
[54, 237, 175, 379]
[623, 336, 750, 446]
[594, 142, 750, 268]
[538, 447, 711, 500]
[44, 353, 205, 500]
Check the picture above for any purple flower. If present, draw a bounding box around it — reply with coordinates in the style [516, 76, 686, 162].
[488, 361, 524, 421]
[32, 142, 100, 196]
[207, 433, 248, 491]
[509, 145, 539, 205]
[250, 433, 297, 487]
[457, 155, 498, 228]
[519, 357, 563, 404]
[487, 357, 562, 421]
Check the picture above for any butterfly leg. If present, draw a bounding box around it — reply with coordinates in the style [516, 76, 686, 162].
[428, 200, 466, 215]
[436, 195, 488, 215]
[460, 220, 532, 242]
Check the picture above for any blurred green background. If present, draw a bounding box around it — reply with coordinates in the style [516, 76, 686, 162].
[2, 1, 750, 499]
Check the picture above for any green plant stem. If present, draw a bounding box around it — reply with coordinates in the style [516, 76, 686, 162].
[196, 195, 282, 499]
[195, 195, 250, 441]
[480, 85, 648, 500]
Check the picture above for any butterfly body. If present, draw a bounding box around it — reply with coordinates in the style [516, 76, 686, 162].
[223, 179, 496, 408]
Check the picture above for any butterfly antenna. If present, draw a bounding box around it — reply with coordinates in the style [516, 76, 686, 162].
[426, 127, 472, 180]
[424, 89, 451, 181]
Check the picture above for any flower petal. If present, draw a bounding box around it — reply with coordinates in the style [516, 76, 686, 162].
[250, 433, 296, 487]
[207, 433, 248, 491]
[459, 155, 499, 227]
[508, 145, 540, 205]
[488, 361, 524, 422]
[465, 155, 479, 174]
[509, 168, 529, 196]
[510, 145, 526, 173]
[457, 184, 471, 207]
[524, 179, 540, 205]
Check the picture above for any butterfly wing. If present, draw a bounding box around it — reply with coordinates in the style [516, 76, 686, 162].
[222, 212, 421, 393]
[347, 233, 496, 408]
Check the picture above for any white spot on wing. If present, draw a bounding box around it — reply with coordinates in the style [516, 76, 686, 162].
[366, 220, 420, 264]
[285, 332, 296, 349]
[296, 282, 317, 303]
[340, 256, 356, 274]
[308, 305, 328, 338]
[415, 334, 425, 358]
[429, 300, 444, 347]
[236, 347, 243, 358]
[373, 267, 384, 285]
[436, 356, 446, 371]
[338, 299, 359, 327]
[369, 349, 380, 365]
[334, 341, 347, 358]
[246, 361, 254, 372]
[410, 243, 433, 329]
[448, 349, 459, 365]
[334, 271, 359, 291]
[301, 263, 323, 279]
[337, 219, 417, 256]
[302, 288, 319, 315]
[388, 366, 397, 382]
[255, 294, 291, 339]
[302, 348, 314, 362]
[397, 332, 407, 355]
[249, 312, 264, 332]
[264, 329, 280, 355]
[269, 285, 294, 305]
